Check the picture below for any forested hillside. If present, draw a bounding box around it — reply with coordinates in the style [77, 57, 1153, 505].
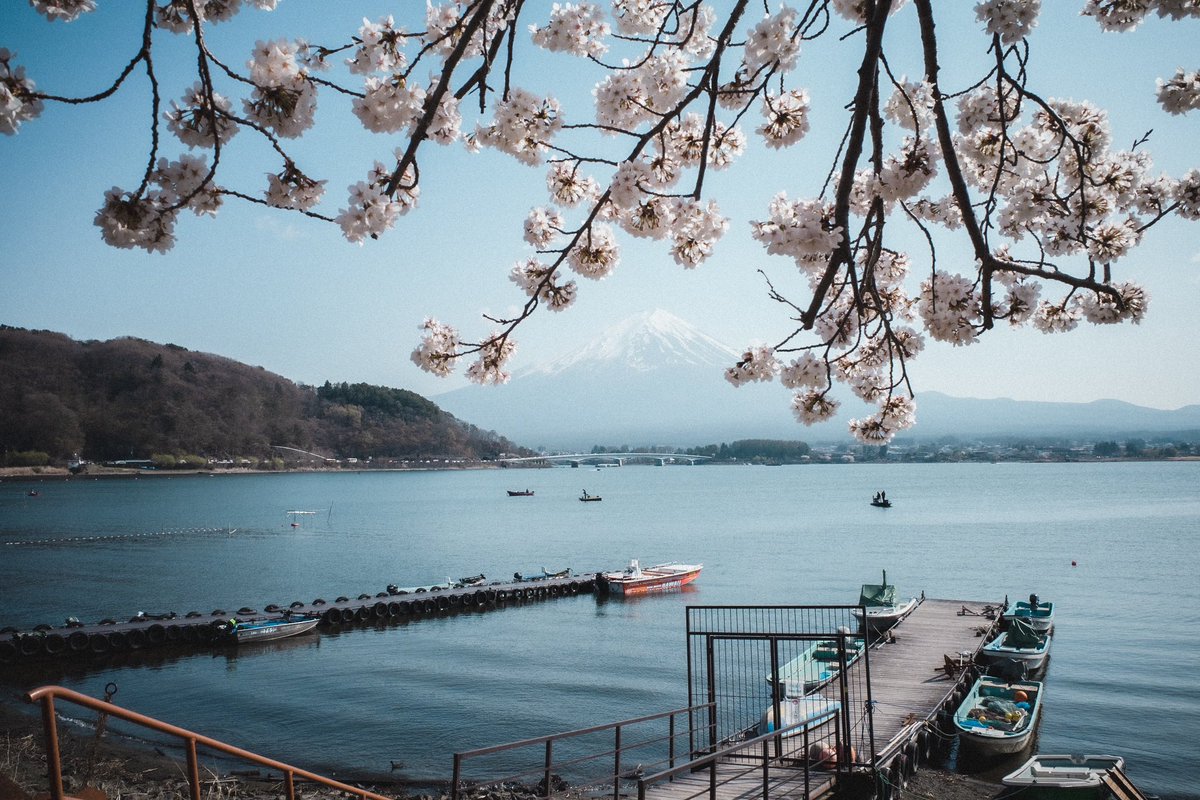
[0, 327, 526, 465]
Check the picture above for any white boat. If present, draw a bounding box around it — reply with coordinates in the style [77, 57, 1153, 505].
[599, 560, 701, 595]
[981, 619, 1051, 674]
[1002, 754, 1125, 795]
[850, 570, 918, 631]
[1003, 594, 1055, 632]
[954, 676, 1043, 756]
[757, 694, 841, 737]
[218, 615, 319, 644]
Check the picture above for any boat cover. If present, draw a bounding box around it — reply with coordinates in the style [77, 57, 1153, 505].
[858, 570, 897, 606]
[1005, 618, 1043, 648]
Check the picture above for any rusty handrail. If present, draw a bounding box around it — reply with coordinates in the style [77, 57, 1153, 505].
[451, 702, 714, 800]
[25, 685, 395, 800]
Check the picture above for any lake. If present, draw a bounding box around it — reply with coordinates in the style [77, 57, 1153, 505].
[1, 462, 1197, 797]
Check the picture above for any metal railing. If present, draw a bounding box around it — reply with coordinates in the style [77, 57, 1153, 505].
[450, 703, 714, 800]
[636, 713, 840, 800]
[25, 685, 395, 800]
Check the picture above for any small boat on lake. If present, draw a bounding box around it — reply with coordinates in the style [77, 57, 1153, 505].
[216, 614, 319, 645]
[850, 570, 918, 631]
[579, 490, 602, 502]
[982, 618, 1051, 675]
[1002, 754, 1125, 796]
[954, 676, 1043, 756]
[506, 489, 534, 496]
[768, 630, 866, 695]
[1003, 594, 1055, 632]
[599, 560, 701, 595]
[870, 491, 890, 507]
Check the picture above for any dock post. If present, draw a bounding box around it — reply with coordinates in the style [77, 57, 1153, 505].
[612, 725, 621, 800]
[544, 738, 553, 800]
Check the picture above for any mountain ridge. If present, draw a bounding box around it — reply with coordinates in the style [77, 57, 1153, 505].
[435, 310, 1200, 448]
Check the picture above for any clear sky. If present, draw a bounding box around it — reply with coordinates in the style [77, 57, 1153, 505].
[1, 2, 1197, 411]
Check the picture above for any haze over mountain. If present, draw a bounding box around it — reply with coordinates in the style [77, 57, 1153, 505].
[433, 310, 1200, 450]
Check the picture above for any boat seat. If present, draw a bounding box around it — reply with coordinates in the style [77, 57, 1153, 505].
[1102, 766, 1150, 800]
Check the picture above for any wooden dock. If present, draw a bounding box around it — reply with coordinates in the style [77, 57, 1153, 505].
[636, 597, 1001, 800]
[861, 597, 999, 757]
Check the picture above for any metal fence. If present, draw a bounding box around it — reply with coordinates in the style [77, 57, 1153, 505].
[684, 605, 874, 775]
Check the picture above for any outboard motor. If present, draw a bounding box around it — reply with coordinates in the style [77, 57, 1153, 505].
[1028, 593, 1039, 609]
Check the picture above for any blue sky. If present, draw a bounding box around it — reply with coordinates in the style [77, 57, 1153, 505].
[1, 2, 1197, 411]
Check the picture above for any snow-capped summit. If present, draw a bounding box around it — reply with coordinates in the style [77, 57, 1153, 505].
[526, 309, 739, 376]
[434, 309, 802, 448]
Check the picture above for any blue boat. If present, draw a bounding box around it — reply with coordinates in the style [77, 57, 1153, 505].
[954, 676, 1043, 756]
[982, 618, 1051, 675]
[768, 630, 866, 695]
[1003, 594, 1055, 632]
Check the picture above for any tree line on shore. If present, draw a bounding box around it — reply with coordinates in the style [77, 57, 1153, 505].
[0, 327, 528, 467]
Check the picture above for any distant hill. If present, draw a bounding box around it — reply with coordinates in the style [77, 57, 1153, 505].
[434, 310, 1200, 448]
[0, 326, 527, 464]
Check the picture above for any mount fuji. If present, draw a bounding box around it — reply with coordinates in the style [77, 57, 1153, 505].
[432, 309, 1200, 450]
[433, 310, 818, 450]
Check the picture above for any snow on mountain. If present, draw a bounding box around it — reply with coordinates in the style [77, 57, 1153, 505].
[432, 310, 1200, 450]
[434, 310, 807, 449]
[522, 309, 739, 376]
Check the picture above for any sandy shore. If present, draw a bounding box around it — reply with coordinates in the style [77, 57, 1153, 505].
[0, 698, 1006, 800]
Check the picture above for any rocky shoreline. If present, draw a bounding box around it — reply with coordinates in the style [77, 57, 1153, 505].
[0, 698, 1007, 800]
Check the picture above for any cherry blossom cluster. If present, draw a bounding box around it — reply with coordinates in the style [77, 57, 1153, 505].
[335, 158, 417, 244]
[0, 49, 42, 135]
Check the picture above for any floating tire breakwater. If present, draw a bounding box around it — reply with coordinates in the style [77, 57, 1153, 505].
[0, 572, 600, 665]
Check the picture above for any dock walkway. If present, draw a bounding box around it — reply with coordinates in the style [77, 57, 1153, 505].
[637, 598, 999, 800]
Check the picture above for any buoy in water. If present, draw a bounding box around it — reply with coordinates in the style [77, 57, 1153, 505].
[1071, 560, 1077, 566]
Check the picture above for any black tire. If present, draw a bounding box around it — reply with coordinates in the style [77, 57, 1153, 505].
[18, 636, 43, 657]
[181, 624, 200, 643]
[312, 598, 326, 606]
[373, 602, 388, 618]
[336, 596, 350, 603]
[186, 611, 203, 618]
[44, 634, 66, 655]
[212, 609, 226, 616]
[107, 631, 128, 651]
[290, 601, 305, 609]
[354, 606, 371, 622]
[0, 640, 18, 663]
[89, 632, 111, 654]
[357, 593, 371, 600]
[67, 630, 89, 651]
[126, 628, 146, 649]
[321, 608, 341, 624]
[146, 624, 167, 645]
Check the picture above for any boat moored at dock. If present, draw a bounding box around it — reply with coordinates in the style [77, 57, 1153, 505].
[215, 614, 320, 644]
[1002, 753, 1125, 797]
[982, 618, 1051, 674]
[954, 676, 1043, 756]
[850, 570, 918, 632]
[1004, 594, 1055, 632]
[598, 560, 701, 595]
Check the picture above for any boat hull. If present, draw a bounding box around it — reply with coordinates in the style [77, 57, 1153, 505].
[981, 631, 1050, 672]
[851, 597, 918, 630]
[1002, 754, 1125, 797]
[601, 563, 701, 595]
[232, 617, 319, 644]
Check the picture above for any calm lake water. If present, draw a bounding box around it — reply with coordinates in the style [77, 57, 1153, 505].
[1, 463, 1198, 797]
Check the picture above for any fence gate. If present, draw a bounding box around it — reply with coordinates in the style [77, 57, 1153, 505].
[685, 605, 876, 776]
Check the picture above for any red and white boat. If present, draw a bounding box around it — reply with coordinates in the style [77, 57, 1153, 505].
[600, 560, 702, 596]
